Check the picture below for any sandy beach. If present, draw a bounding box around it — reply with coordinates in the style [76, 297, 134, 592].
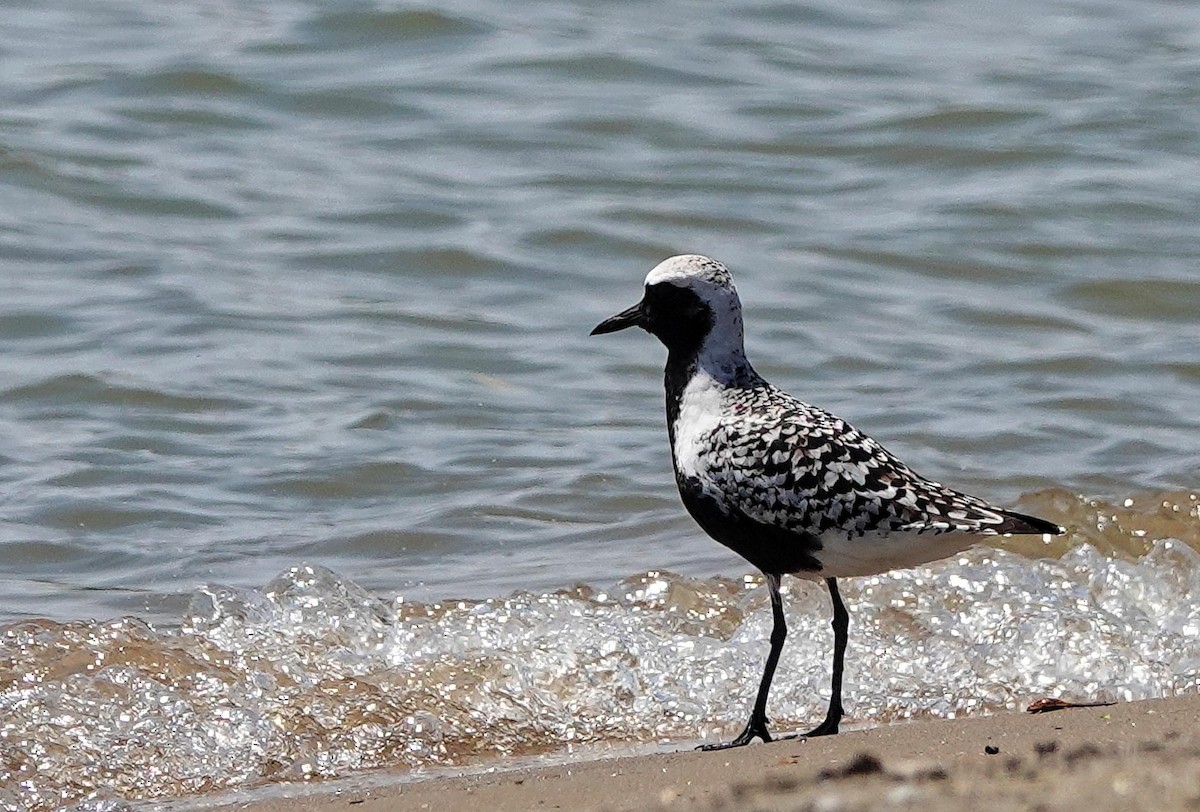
[216, 692, 1200, 812]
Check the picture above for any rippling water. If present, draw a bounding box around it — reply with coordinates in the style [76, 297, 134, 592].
[2, 0, 1199, 808]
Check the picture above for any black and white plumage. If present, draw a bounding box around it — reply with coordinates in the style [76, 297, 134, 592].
[592, 254, 1063, 749]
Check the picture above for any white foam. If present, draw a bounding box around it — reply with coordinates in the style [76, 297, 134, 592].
[3, 541, 1199, 810]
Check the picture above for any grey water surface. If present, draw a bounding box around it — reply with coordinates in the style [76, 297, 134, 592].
[3, 0, 1196, 624]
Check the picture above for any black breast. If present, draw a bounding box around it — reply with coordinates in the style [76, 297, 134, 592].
[676, 475, 825, 576]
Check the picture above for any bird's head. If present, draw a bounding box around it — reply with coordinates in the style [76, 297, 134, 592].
[590, 255, 745, 361]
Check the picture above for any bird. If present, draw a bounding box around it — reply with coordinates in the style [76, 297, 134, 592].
[590, 254, 1063, 750]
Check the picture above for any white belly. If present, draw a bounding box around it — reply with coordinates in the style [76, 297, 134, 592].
[802, 530, 983, 579]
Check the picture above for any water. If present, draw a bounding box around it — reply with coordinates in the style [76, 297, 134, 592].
[4, 516, 1200, 810]
[1, 0, 1199, 807]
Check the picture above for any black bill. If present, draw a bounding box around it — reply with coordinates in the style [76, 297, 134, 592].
[590, 300, 646, 335]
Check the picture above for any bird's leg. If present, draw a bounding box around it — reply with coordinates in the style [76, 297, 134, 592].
[698, 573, 786, 751]
[800, 577, 847, 737]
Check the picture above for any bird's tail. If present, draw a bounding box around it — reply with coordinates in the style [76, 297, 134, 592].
[996, 509, 1064, 536]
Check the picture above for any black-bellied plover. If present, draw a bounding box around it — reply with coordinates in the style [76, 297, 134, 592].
[591, 254, 1063, 750]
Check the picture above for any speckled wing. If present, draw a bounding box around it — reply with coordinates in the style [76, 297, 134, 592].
[691, 385, 1046, 541]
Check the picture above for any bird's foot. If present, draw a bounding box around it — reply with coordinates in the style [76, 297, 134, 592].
[697, 715, 772, 751]
[777, 709, 842, 741]
[801, 716, 839, 737]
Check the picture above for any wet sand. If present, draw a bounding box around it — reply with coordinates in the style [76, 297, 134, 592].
[218, 692, 1200, 812]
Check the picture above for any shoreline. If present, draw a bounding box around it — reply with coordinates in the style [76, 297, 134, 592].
[211, 692, 1200, 812]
